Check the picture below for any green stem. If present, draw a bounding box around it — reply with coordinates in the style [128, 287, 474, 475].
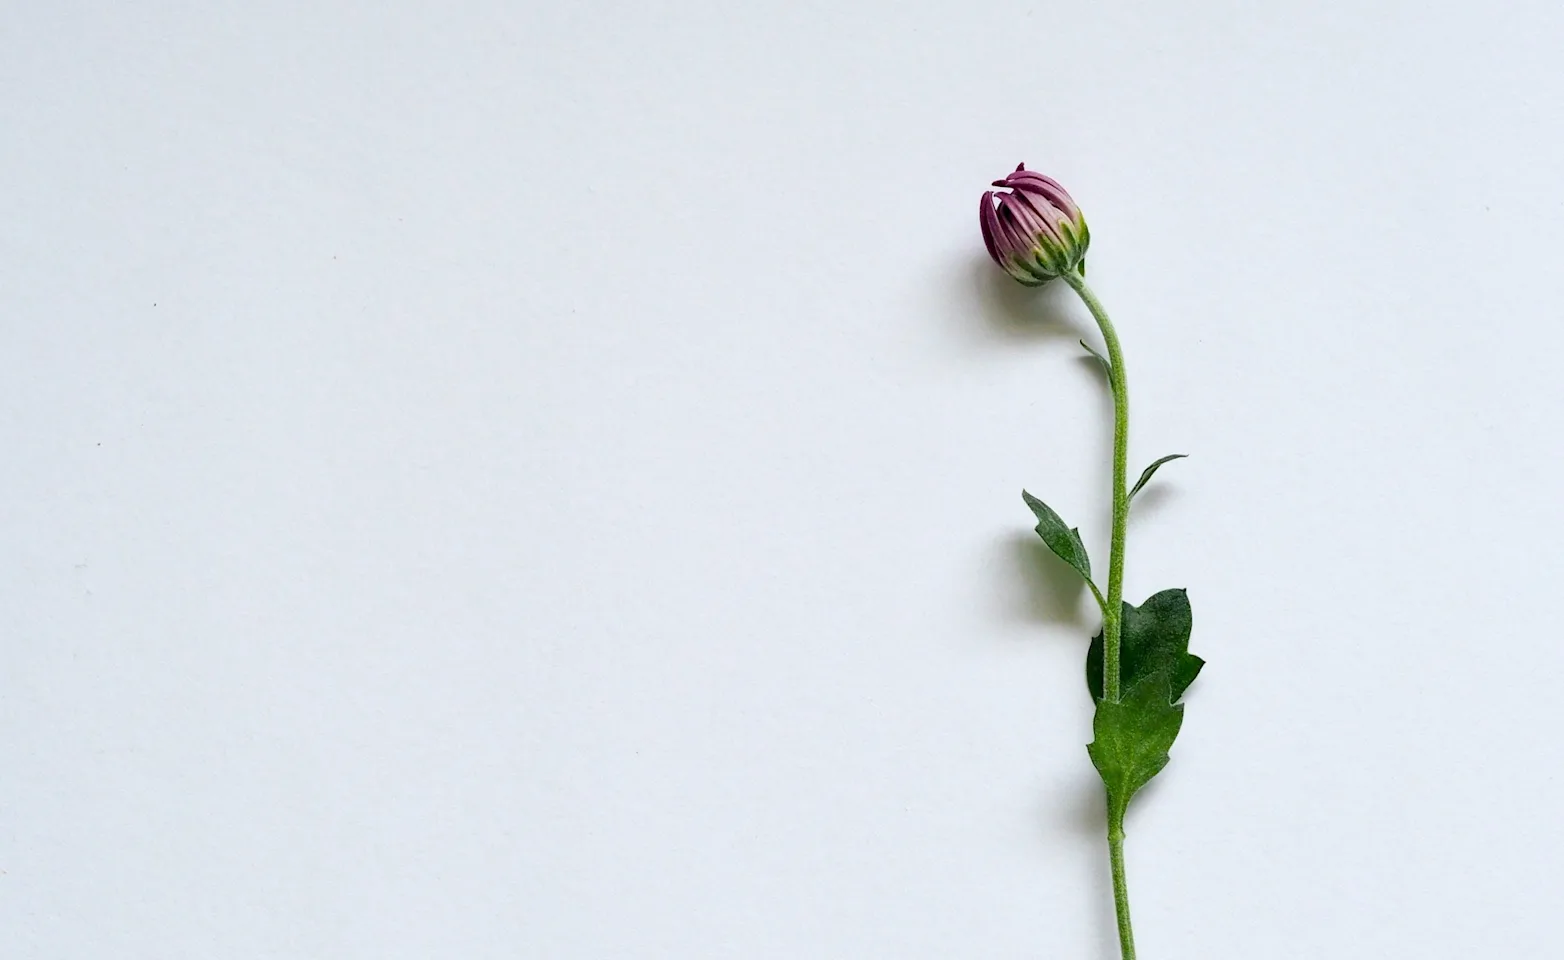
[1064, 270, 1137, 960]
[1109, 810, 1137, 960]
[1064, 272, 1129, 702]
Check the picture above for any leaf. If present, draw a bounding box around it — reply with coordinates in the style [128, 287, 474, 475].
[1088, 673, 1185, 824]
[1128, 454, 1187, 501]
[1085, 590, 1203, 824]
[1021, 490, 1093, 584]
[1079, 339, 1112, 379]
[1086, 589, 1204, 704]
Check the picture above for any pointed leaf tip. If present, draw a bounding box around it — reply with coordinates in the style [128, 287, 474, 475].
[1021, 490, 1094, 584]
[1128, 454, 1188, 501]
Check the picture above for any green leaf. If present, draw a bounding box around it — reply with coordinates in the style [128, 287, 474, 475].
[1085, 589, 1203, 822]
[1128, 454, 1187, 501]
[1078, 339, 1112, 380]
[1086, 589, 1204, 703]
[1088, 674, 1185, 824]
[1021, 490, 1093, 584]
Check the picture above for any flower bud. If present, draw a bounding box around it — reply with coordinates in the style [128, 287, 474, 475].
[979, 164, 1090, 285]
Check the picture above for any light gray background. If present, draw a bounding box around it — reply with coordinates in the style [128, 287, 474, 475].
[3, 2, 1561, 957]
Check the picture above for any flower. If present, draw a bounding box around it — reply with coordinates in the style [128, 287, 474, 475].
[979, 164, 1090, 285]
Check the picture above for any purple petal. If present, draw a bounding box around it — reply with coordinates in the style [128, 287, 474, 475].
[992, 202, 1032, 259]
[1004, 191, 1064, 247]
[1004, 171, 1080, 220]
[979, 191, 1001, 263]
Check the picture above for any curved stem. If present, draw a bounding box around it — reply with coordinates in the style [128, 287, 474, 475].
[1064, 272, 1129, 702]
[1063, 271, 1137, 960]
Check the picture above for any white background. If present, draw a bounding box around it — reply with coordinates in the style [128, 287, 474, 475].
[3, 2, 1562, 957]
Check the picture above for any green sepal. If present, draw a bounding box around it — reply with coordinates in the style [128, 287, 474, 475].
[1088, 674, 1185, 824]
[1021, 490, 1093, 584]
[1128, 454, 1187, 501]
[1086, 589, 1204, 703]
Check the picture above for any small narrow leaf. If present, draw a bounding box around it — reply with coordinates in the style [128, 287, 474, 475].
[1087, 588, 1203, 705]
[1079, 339, 1112, 379]
[1021, 490, 1093, 584]
[1128, 454, 1187, 500]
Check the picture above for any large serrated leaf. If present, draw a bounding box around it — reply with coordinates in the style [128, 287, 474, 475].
[1088, 673, 1185, 823]
[1128, 454, 1187, 500]
[1021, 490, 1093, 584]
[1087, 589, 1204, 704]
